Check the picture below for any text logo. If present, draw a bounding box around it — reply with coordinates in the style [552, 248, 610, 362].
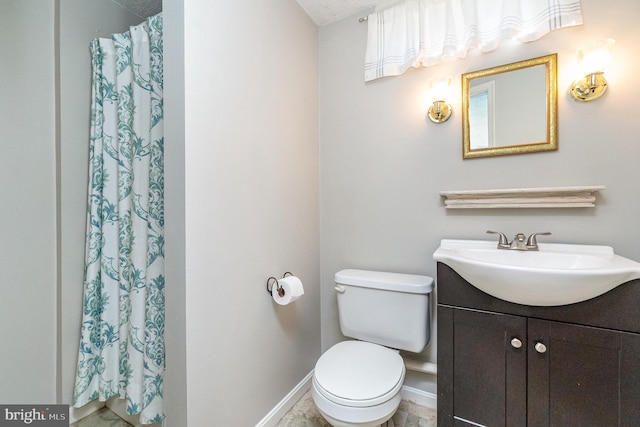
[0, 405, 68, 426]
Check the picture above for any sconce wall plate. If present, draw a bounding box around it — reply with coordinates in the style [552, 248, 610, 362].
[428, 100, 452, 123]
[569, 72, 608, 102]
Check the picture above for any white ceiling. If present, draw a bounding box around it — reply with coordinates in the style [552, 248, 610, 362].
[295, 0, 396, 26]
[111, 0, 394, 26]
[111, 0, 162, 19]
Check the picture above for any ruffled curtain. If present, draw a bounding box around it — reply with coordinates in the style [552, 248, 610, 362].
[364, 0, 582, 81]
[73, 13, 164, 424]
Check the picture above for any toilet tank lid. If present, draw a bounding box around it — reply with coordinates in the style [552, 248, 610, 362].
[335, 269, 434, 294]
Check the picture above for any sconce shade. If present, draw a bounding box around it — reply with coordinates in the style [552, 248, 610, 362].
[577, 39, 615, 74]
[429, 76, 452, 100]
[570, 39, 614, 102]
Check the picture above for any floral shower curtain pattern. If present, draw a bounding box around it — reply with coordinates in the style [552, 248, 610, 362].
[73, 13, 164, 424]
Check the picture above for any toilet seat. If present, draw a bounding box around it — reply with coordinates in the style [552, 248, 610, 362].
[313, 341, 405, 407]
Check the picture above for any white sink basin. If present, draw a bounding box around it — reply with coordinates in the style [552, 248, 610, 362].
[433, 239, 640, 306]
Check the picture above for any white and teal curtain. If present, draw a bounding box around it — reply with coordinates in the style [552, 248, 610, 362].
[364, 0, 583, 81]
[73, 13, 164, 424]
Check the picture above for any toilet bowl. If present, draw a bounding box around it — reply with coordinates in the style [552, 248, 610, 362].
[311, 269, 433, 427]
[311, 341, 405, 427]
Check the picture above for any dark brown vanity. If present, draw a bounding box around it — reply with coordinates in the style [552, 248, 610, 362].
[437, 262, 640, 426]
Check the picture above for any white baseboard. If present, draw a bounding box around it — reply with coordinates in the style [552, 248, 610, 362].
[255, 370, 314, 427]
[401, 385, 437, 410]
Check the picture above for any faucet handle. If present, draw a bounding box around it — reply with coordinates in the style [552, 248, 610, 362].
[526, 232, 551, 248]
[486, 230, 509, 248]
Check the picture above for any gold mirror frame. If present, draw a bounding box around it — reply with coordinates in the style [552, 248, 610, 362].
[462, 54, 558, 159]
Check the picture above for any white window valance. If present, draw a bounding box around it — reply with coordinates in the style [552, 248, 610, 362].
[364, 0, 583, 82]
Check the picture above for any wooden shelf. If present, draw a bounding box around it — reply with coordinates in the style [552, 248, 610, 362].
[440, 185, 605, 209]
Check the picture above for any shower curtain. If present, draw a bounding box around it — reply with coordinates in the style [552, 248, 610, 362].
[73, 13, 164, 424]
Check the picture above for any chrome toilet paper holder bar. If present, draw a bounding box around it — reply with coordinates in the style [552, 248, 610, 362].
[266, 272, 294, 298]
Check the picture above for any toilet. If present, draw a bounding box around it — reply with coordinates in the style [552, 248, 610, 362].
[311, 269, 434, 427]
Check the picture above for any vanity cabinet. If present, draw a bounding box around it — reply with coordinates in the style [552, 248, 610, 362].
[437, 262, 640, 427]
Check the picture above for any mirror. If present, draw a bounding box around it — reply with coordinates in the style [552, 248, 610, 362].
[462, 54, 557, 159]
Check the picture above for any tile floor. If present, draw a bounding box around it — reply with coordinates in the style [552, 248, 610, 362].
[70, 408, 133, 427]
[71, 391, 437, 427]
[275, 391, 437, 427]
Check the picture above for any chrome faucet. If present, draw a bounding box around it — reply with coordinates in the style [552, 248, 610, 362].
[486, 231, 551, 251]
[510, 233, 528, 250]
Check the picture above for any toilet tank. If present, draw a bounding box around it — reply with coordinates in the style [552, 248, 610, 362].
[335, 269, 434, 353]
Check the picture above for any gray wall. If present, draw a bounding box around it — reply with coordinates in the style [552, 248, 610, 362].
[164, 0, 321, 425]
[163, 0, 187, 425]
[319, 0, 640, 392]
[0, 0, 56, 403]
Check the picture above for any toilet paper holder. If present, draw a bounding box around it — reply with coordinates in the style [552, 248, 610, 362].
[266, 272, 294, 298]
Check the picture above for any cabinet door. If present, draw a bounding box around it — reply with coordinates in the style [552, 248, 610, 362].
[438, 305, 527, 427]
[528, 318, 640, 426]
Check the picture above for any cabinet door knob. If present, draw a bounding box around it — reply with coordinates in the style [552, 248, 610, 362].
[510, 338, 523, 349]
[535, 342, 547, 353]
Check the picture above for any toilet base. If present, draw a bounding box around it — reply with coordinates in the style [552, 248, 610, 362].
[311, 384, 401, 427]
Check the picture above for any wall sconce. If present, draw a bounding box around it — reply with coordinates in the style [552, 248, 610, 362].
[569, 39, 615, 102]
[427, 76, 452, 123]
